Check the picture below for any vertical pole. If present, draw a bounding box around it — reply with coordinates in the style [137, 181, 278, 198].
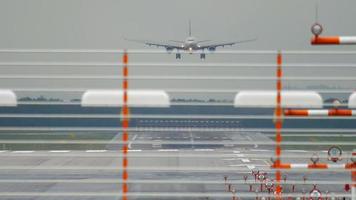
[275, 51, 283, 200]
[352, 152, 356, 200]
[122, 51, 129, 200]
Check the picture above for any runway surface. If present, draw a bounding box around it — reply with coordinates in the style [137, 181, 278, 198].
[0, 131, 352, 200]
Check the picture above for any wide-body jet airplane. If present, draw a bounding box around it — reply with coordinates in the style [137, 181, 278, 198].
[126, 21, 256, 60]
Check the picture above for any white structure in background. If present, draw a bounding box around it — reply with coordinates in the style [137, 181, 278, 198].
[0, 90, 17, 107]
[233, 91, 323, 108]
[81, 90, 170, 107]
[347, 92, 356, 108]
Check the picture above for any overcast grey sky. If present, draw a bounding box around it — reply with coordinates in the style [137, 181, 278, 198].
[0, 0, 355, 100]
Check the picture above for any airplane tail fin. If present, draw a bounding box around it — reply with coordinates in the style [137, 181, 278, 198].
[188, 20, 192, 37]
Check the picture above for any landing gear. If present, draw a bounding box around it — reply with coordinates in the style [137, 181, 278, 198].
[176, 53, 181, 59]
[200, 53, 206, 60]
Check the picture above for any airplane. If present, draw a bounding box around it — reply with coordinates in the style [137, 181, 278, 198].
[125, 21, 256, 60]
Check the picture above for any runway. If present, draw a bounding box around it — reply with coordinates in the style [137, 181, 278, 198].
[0, 131, 352, 200]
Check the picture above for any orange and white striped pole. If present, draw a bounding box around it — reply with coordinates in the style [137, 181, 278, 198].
[122, 51, 129, 200]
[273, 163, 352, 169]
[349, 151, 356, 200]
[284, 109, 356, 116]
[274, 51, 283, 199]
[312, 36, 356, 45]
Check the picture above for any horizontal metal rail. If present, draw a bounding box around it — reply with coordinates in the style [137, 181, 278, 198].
[0, 192, 350, 198]
[0, 166, 352, 172]
[0, 152, 352, 159]
[0, 127, 355, 133]
[0, 113, 355, 120]
[0, 179, 352, 185]
[0, 140, 352, 146]
[1, 49, 356, 55]
[1, 62, 356, 68]
[4, 88, 355, 94]
[0, 75, 356, 81]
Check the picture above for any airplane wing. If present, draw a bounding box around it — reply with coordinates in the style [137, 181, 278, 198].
[198, 38, 257, 50]
[125, 38, 184, 50]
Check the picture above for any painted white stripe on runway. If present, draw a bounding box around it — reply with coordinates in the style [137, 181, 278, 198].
[247, 165, 256, 170]
[194, 149, 214, 152]
[128, 149, 142, 152]
[229, 164, 246, 167]
[85, 150, 108, 153]
[250, 149, 270, 152]
[158, 149, 178, 152]
[128, 134, 138, 149]
[241, 159, 251, 163]
[222, 158, 237, 161]
[49, 150, 70, 153]
[235, 154, 245, 157]
[233, 151, 241, 153]
[0, 151, 7, 153]
[285, 150, 308, 153]
[12, 151, 34, 153]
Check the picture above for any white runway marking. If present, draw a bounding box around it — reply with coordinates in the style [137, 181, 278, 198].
[0, 151, 7, 153]
[285, 150, 308, 153]
[241, 159, 251, 163]
[12, 151, 34, 153]
[233, 151, 241, 153]
[235, 154, 245, 158]
[194, 149, 214, 152]
[128, 134, 138, 149]
[85, 150, 108, 153]
[128, 149, 142, 152]
[222, 158, 237, 161]
[247, 165, 256, 170]
[158, 149, 178, 152]
[49, 150, 70, 153]
[250, 149, 270, 152]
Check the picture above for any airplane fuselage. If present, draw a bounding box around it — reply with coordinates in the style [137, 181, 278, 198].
[181, 37, 200, 53]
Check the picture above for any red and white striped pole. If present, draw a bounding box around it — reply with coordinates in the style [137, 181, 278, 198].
[284, 109, 356, 116]
[350, 151, 356, 200]
[312, 36, 356, 45]
[274, 51, 283, 200]
[122, 51, 129, 200]
[310, 23, 356, 45]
